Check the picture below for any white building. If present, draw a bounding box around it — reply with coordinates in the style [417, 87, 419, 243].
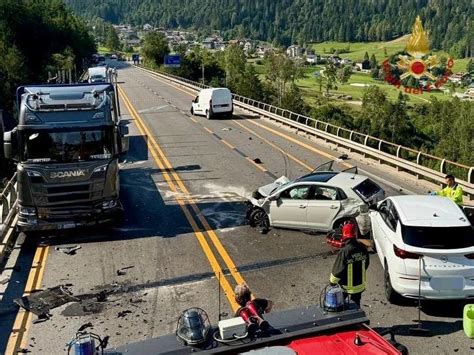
[286, 45, 303, 58]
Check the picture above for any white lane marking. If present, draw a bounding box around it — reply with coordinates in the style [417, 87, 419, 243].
[138, 105, 169, 113]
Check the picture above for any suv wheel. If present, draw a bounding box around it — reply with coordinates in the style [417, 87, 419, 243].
[384, 261, 401, 304]
[250, 209, 270, 234]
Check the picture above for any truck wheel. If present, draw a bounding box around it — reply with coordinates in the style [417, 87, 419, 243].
[384, 261, 401, 304]
[250, 209, 270, 234]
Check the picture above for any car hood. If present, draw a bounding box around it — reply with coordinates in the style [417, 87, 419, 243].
[257, 176, 291, 197]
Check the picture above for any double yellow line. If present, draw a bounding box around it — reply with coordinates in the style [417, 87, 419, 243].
[119, 85, 245, 312]
[6, 244, 49, 354]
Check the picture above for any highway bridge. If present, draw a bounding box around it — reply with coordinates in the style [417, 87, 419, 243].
[1, 62, 473, 354]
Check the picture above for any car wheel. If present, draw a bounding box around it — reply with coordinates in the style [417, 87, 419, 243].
[250, 209, 270, 234]
[384, 261, 401, 304]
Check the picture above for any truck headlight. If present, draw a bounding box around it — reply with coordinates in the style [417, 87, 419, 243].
[102, 200, 117, 209]
[19, 207, 37, 216]
[93, 165, 108, 173]
[26, 170, 42, 177]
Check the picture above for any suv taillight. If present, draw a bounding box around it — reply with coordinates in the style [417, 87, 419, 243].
[393, 245, 421, 259]
[465, 253, 474, 259]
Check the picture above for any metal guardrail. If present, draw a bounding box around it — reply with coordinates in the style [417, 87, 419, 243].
[135, 65, 474, 199]
[0, 173, 17, 233]
[1, 173, 18, 265]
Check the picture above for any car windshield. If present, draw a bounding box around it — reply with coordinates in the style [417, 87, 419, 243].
[21, 128, 114, 163]
[401, 225, 474, 249]
[353, 178, 382, 201]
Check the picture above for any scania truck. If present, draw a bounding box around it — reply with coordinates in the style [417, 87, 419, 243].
[3, 83, 129, 231]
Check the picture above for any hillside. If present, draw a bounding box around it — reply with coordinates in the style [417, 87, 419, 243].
[64, 0, 472, 57]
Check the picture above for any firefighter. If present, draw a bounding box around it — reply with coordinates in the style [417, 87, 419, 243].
[434, 174, 463, 205]
[329, 221, 369, 306]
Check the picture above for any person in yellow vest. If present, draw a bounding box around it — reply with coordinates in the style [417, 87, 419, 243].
[435, 174, 463, 205]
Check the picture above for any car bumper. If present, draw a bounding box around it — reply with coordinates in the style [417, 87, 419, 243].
[18, 201, 123, 232]
[391, 272, 474, 299]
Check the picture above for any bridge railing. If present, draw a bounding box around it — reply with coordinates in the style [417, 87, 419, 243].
[0, 173, 17, 264]
[135, 65, 474, 199]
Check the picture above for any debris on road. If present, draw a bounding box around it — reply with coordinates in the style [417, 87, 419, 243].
[78, 322, 93, 331]
[253, 158, 263, 164]
[116, 265, 135, 276]
[55, 245, 81, 255]
[1, 276, 10, 285]
[14, 285, 79, 316]
[338, 153, 349, 160]
[32, 313, 50, 324]
[117, 310, 132, 318]
[221, 127, 232, 131]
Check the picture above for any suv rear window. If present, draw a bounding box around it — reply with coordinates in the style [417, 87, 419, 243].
[353, 179, 382, 201]
[401, 225, 474, 249]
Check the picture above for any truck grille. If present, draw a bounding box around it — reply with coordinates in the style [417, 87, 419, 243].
[48, 192, 90, 203]
[47, 184, 89, 194]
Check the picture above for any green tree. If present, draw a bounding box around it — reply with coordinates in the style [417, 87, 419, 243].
[142, 32, 170, 67]
[321, 62, 338, 95]
[105, 26, 120, 51]
[370, 54, 377, 69]
[467, 59, 474, 74]
[264, 53, 303, 105]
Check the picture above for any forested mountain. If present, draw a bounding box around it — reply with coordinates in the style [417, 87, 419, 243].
[65, 0, 472, 57]
[0, 0, 95, 111]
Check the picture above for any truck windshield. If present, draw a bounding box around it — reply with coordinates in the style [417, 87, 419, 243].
[21, 128, 114, 163]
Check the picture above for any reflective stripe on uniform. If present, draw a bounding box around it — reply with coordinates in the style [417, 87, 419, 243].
[330, 273, 340, 284]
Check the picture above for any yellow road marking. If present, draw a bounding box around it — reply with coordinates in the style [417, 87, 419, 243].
[232, 120, 314, 171]
[203, 127, 213, 134]
[120, 87, 245, 287]
[139, 67, 353, 172]
[220, 139, 235, 150]
[246, 119, 353, 169]
[119, 86, 244, 310]
[6, 245, 49, 354]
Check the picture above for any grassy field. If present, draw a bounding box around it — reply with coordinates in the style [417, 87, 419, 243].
[309, 37, 469, 72]
[251, 38, 470, 106]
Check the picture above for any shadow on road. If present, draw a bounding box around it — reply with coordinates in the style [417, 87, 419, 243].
[390, 320, 463, 337]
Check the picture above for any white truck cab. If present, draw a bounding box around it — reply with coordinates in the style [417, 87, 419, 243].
[88, 67, 109, 83]
[191, 88, 233, 119]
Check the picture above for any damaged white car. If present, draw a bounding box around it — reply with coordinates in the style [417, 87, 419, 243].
[247, 162, 385, 234]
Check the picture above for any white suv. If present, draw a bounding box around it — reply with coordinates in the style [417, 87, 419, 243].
[370, 195, 474, 302]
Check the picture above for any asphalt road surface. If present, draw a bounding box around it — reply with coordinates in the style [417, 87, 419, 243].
[1, 62, 472, 354]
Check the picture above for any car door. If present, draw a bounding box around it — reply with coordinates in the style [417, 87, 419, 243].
[305, 185, 342, 231]
[269, 184, 311, 229]
[373, 200, 398, 265]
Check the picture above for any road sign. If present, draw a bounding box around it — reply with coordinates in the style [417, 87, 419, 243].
[164, 55, 181, 68]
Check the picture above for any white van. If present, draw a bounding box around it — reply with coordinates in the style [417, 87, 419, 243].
[191, 88, 233, 119]
[88, 67, 109, 83]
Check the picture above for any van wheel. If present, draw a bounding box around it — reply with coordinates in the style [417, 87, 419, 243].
[384, 261, 402, 304]
[190, 107, 194, 115]
[206, 110, 212, 119]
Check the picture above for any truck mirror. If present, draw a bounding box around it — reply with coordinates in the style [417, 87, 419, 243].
[119, 125, 129, 136]
[4, 128, 18, 160]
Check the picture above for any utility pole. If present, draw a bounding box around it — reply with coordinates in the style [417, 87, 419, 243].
[201, 62, 205, 84]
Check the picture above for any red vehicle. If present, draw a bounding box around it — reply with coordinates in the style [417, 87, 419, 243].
[100, 303, 406, 355]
